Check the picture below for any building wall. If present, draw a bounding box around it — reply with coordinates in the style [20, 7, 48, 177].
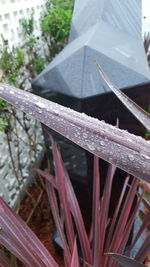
[0, 0, 46, 49]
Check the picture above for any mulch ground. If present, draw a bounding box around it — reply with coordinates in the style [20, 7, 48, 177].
[18, 182, 64, 267]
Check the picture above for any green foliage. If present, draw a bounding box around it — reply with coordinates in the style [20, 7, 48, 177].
[34, 57, 46, 74]
[0, 46, 25, 131]
[0, 117, 9, 132]
[0, 99, 8, 110]
[41, 8, 72, 42]
[0, 46, 25, 87]
[21, 13, 34, 36]
[46, 0, 74, 10]
[41, 0, 74, 59]
[51, 0, 74, 10]
[14, 47, 25, 66]
[20, 14, 36, 52]
[20, 13, 46, 75]
[144, 191, 150, 204]
[0, 99, 9, 131]
[26, 37, 36, 50]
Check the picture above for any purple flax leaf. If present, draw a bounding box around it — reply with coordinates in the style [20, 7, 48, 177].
[81, 260, 93, 267]
[0, 197, 59, 267]
[116, 189, 145, 258]
[106, 253, 145, 267]
[144, 33, 150, 52]
[99, 164, 116, 265]
[92, 156, 100, 267]
[0, 249, 12, 267]
[61, 168, 93, 264]
[141, 197, 150, 212]
[36, 167, 92, 264]
[0, 83, 150, 182]
[70, 238, 80, 267]
[96, 63, 150, 131]
[49, 134, 92, 264]
[50, 137, 75, 253]
[108, 178, 139, 251]
[36, 169, 57, 188]
[45, 180, 71, 266]
[135, 233, 150, 263]
[37, 168, 66, 228]
[107, 178, 139, 267]
[105, 175, 130, 251]
[36, 168, 71, 263]
[127, 209, 150, 255]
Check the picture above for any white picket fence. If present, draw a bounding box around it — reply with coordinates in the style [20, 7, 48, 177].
[0, 0, 46, 49]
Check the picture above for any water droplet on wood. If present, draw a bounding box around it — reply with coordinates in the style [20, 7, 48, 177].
[127, 154, 135, 161]
[36, 102, 46, 108]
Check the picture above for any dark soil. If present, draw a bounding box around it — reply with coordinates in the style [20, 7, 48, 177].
[18, 182, 64, 267]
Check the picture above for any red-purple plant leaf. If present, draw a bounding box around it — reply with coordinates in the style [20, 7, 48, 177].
[106, 178, 139, 267]
[45, 179, 71, 266]
[37, 145, 150, 267]
[36, 168, 57, 188]
[0, 84, 150, 183]
[99, 164, 116, 265]
[107, 253, 145, 267]
[38, 170, 76, 267]
[0, 249, 12, 267]
[0, 197, 59, 267]
[71, 238, 80, 267]
[96, 63, 150, 131]
[127, 209, 150, 255]
[142, 197, 150, 212]
[50, 137, 75, 253]
[38, 130, 92, 264]
[92, 156, 100, 267]
[36, 168, 92, 265]
[63, 168, 93, 264]
[45, 133, 92, 264]
[114, 189, 145, 263]
[105, 175, 130, 251]
[135, 233, 150, 263]
[109, 177, 139, 250]
[144, 33, 150, 53]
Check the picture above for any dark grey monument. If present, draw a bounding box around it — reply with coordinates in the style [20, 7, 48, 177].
[33, 0, 150, 100]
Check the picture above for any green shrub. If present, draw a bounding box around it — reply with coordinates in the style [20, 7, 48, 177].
[47, 0, 74, 11]
[34, 57, 46, 74]
[41, 9, 72, 42]
[41, 0, 74, 59]
[21, 13, 34, 36]
[0, 99, 10, 131]
[0, 46, 25, 87]
[20, 14, 47, 75]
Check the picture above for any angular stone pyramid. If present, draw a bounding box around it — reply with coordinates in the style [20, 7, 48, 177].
[69, 0, 142, 41]
[32, 0, 150, 99]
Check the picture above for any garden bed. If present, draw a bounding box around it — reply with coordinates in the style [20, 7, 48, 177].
[18, 181, 64, 267]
